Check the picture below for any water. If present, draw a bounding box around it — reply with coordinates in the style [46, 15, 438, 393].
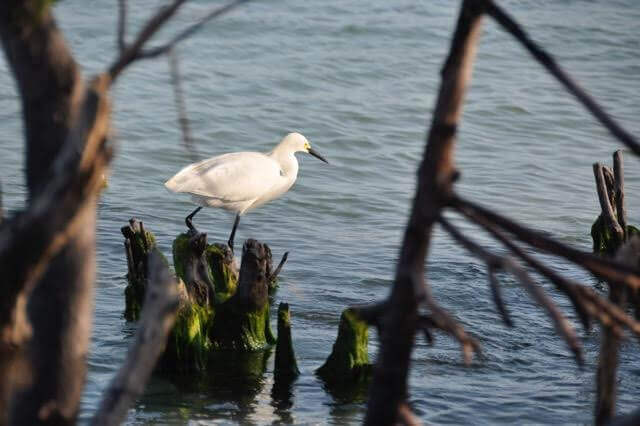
[1, 0, 639, 424]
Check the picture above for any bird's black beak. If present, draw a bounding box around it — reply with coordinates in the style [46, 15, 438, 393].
[308, 147, 329, 164]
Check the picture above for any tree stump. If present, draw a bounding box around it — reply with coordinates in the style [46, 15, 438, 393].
[316, 309, 372, 390]
[274, 303, 300, 379]
[122, 218, 161, 321]
[209, 239, 276, 351]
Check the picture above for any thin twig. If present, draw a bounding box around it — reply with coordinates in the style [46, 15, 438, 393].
[269, 251, 289, 282]
[488, 265, 514, 327]
[483, 0, 640, 155]
[117, 0, 127, 52]
[439, 217, 584, 365]
[91, 251, 180, 426]
[138, 0, 252, 59]
[613, 151, 627, 239]
[109, 0, 188, 79]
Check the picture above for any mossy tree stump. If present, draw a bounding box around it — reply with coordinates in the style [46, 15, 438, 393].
[122, 218, 160, 321]
[316, 309, 372, 388]
[209, 239, 276, 351]
[274, 302, 300, 379]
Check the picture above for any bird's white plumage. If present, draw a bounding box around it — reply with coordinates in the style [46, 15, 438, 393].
[165, 133, 316, 215]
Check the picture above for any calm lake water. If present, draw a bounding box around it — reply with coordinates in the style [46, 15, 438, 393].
[1, 0, 639, 424]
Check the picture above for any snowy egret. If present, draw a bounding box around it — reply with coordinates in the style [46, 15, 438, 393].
[164, 132, 328, 251]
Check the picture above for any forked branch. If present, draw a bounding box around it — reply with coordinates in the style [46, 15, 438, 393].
[438, 217, 584, 365]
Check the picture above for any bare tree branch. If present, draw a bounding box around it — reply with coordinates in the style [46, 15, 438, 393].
[0, 76, 112, 339]
[482, 0, 640, 155]
[450, 195, 640, 290]
[109, 0, 188, 79]
[439, 217, 584, 365]
[91, 251, 180, 426]
[138, 0, 251, 59]
[364, 2, 486, 423]
[117, 0, 127, 53]
[488, 265, 514, 327]
[594, 163, 624, 243]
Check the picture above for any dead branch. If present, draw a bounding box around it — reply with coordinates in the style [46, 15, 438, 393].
[450, 195, 640, 290]
[613, 151, 627, 239]
[269, 251, 289, 282]
[0, 77, 112, 340]
[117, 0, 127, 52]
[439, 217, 583, 365]
[488, 265, 514, 327]
[109, 0, 250, 79]
[456, 195, 640, 338]
[482, 0, 640, 155]
[594, 163, 624, 243]
[91, 251, 180, 426]
[364, 3, 485, 423]
[138, 0, 251, 59]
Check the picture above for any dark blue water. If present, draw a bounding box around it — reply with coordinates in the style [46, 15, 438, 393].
[0, 0, 639, 424]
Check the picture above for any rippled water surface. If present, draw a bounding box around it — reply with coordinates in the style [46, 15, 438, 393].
[1, 0, 640, 424]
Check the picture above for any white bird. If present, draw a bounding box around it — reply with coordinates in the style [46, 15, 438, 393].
[164, 132, 328, 251]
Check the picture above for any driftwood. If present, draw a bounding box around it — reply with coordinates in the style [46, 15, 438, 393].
[91, 251, 180, 426]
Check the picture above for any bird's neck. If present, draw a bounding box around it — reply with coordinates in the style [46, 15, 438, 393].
[270, 149, 299, 179]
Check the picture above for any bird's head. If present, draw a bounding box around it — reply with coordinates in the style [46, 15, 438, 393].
[281, 132, 329, 163]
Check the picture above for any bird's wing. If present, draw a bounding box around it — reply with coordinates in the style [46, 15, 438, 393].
[165, 152, 282, 202]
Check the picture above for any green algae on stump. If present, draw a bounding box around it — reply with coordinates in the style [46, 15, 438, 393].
[159, 300, 213, 373]
[122, 218, 161, 321]
[316, 308, 371, 385]
[274, 303, 300, 379]
[210, 239, 276, 351]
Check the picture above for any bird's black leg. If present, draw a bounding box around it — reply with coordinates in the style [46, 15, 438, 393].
[185, 206, 202, 231]
[228, 214, 240, 253]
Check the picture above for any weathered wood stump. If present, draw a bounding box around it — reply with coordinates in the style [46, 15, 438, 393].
[122, 218, 163, 321]
[591, 153, 639, 255]
[316, 309, 371, 389]
[274, 303, 300, 379]
[209, 239, 276, 351]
